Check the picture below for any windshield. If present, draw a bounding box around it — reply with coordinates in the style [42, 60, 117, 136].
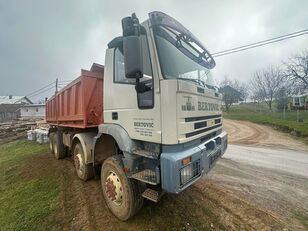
[149, 11, 217, 88]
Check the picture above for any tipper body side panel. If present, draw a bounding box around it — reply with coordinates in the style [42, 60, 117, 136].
[46, 69, 104, 128]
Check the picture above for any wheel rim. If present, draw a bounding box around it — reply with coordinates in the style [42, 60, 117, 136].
[105, 170, 123, 206]
[74, 152, 83, 175]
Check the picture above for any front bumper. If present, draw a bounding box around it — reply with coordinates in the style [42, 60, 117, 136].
[160, 131, 228, 193]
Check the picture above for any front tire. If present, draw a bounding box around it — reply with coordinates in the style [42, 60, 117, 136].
[101, 155, 144, 221]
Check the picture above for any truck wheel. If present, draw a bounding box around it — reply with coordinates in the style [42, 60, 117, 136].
[54, 131, 66, 159]
[101, 155, 144, 221]
[73, 143, 94, 181]
[49, 133, 55, 154]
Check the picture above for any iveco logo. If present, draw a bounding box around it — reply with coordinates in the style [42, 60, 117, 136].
[182, 96, 195, 111]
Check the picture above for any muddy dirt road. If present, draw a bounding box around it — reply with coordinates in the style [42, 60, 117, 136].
[224, 119, 308, 151]
[225, 145, 308, 177]
[25, 119, 308, 230]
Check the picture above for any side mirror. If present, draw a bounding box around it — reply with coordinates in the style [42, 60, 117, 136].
[123, 36, 143, 79]
[122, 13, 143, 79]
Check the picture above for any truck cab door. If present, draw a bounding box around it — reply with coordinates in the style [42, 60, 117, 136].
[103, 30, 161, 144]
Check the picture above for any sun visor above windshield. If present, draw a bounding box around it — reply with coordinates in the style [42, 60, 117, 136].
[149, 11, 216, 69]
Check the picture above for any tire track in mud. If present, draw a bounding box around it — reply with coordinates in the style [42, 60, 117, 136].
[58, 159, 132, 231]
[191, 182, 285, 230]
[58, 162, 89, 231]
[58, 160, 108, 231]
[206, 158, 308, 230]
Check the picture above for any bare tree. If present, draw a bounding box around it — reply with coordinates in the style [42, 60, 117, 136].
[284, 50, 308, 94]
[237, 83, 249, 102]
[250, 66, 286, 110]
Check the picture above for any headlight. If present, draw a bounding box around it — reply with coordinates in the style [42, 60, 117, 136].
[180, 164, 193, 185]
[180, 160, 201, 186]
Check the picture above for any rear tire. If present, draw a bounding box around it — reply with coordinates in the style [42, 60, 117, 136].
[73, 143, 94, 181]
[54, 131, 66, 159]
[101, 155, 144, 221]
[49, 132, 55, 154]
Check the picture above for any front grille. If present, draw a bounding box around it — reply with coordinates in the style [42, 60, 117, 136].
[185, 123, 222, 138]
[185, 114, 221, 122]
[180, 160, 201, 186]
[215, 118, 221, 124]
[194, 121, 207, 129]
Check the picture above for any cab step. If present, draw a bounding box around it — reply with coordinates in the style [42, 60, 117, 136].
[142, 188, 163, 203]
[131, 169, 158, 185]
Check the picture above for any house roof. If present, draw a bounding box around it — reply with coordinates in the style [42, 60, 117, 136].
[0, 96, 32, 105]
[221, 85, 244, 101]
[221, 85, 242, 95]
[21, 104, 45, 108]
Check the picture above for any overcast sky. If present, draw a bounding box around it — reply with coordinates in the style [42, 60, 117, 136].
[0, 0, 307, 102]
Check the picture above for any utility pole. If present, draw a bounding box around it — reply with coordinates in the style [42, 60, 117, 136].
[55, 78, 58, 94]
[55, 78, 58, 125]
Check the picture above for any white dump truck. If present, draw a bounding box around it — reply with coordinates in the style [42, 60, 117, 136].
[46, 11, 228, 220]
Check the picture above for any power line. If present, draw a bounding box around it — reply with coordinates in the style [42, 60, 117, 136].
[27, 85, 55, 98]
[212, 29, 308, 57]
[212, 29, 308, 55]
[58, 80, 73, 82]
[25, 29, 308, 98]
[26, 78, 73, 99]
[26, 81, 55, 98]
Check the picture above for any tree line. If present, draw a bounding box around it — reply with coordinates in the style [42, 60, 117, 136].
[220, 50, 308, 111]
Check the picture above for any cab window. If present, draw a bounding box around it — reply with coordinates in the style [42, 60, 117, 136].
[113, 34, 154, 109]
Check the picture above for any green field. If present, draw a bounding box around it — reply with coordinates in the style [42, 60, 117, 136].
[0, 140, 61, 231]
[224, 103, 308, 139]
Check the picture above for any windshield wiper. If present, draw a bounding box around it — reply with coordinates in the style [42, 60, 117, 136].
[155, 26, 215, 69]
[178, 77, 206, 87]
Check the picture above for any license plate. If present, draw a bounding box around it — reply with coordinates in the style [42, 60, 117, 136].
[207, 119, 215, 127]
[209, 149, 221, 166]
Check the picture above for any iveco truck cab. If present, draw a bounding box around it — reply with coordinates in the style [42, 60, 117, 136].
[47, 11, 228, 220]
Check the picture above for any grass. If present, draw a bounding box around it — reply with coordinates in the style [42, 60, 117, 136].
[224, 103, 308, 139]
[293, 212, 308, 229]
[0, 140, 60, 231]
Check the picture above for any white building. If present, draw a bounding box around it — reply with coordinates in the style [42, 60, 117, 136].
[20, 104, 45, 119]
[0, 95, 32, 122]
[0, 95, 32, 105]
